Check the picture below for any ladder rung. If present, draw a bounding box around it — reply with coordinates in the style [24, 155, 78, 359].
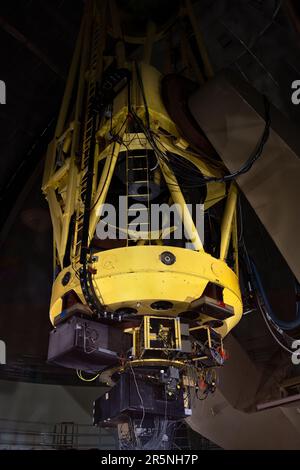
[127, 155, 147, 158]
[128, 222, 149, 226]
[128, 207, 148, 212]
[129, 168, 148, 171]
[131, 180, 148, 184]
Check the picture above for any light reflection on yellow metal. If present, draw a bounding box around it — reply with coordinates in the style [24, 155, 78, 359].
[232, 205, 239, 277]
[159, 157, 204, 251]
[88, 135, 124, 243]
[220, 183, 238, 261]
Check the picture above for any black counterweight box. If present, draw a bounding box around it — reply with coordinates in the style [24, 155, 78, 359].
[48, 315, 131, 372]
[93, 372, 186, 425]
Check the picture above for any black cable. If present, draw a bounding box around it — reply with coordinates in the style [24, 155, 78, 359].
[203, 96, 271, 183]
[134, 62, 271, 187]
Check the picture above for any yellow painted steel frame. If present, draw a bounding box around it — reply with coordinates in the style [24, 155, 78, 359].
[143, 316, 181, 351]
[50, 245, 242, 338]
[43, 2, 242, 343]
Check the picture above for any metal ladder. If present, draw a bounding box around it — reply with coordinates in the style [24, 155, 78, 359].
[73, 17, 102, 262]
[126, 149, 151, 245]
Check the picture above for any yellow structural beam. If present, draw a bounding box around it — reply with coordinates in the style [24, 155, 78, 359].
[185, 0, 214, 79]
[88, 134, 125, 242]
[159, 156, 204, 251]
[220, 183, 238, 261]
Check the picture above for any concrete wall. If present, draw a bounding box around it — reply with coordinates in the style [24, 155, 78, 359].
[0, 379, 103, 424]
